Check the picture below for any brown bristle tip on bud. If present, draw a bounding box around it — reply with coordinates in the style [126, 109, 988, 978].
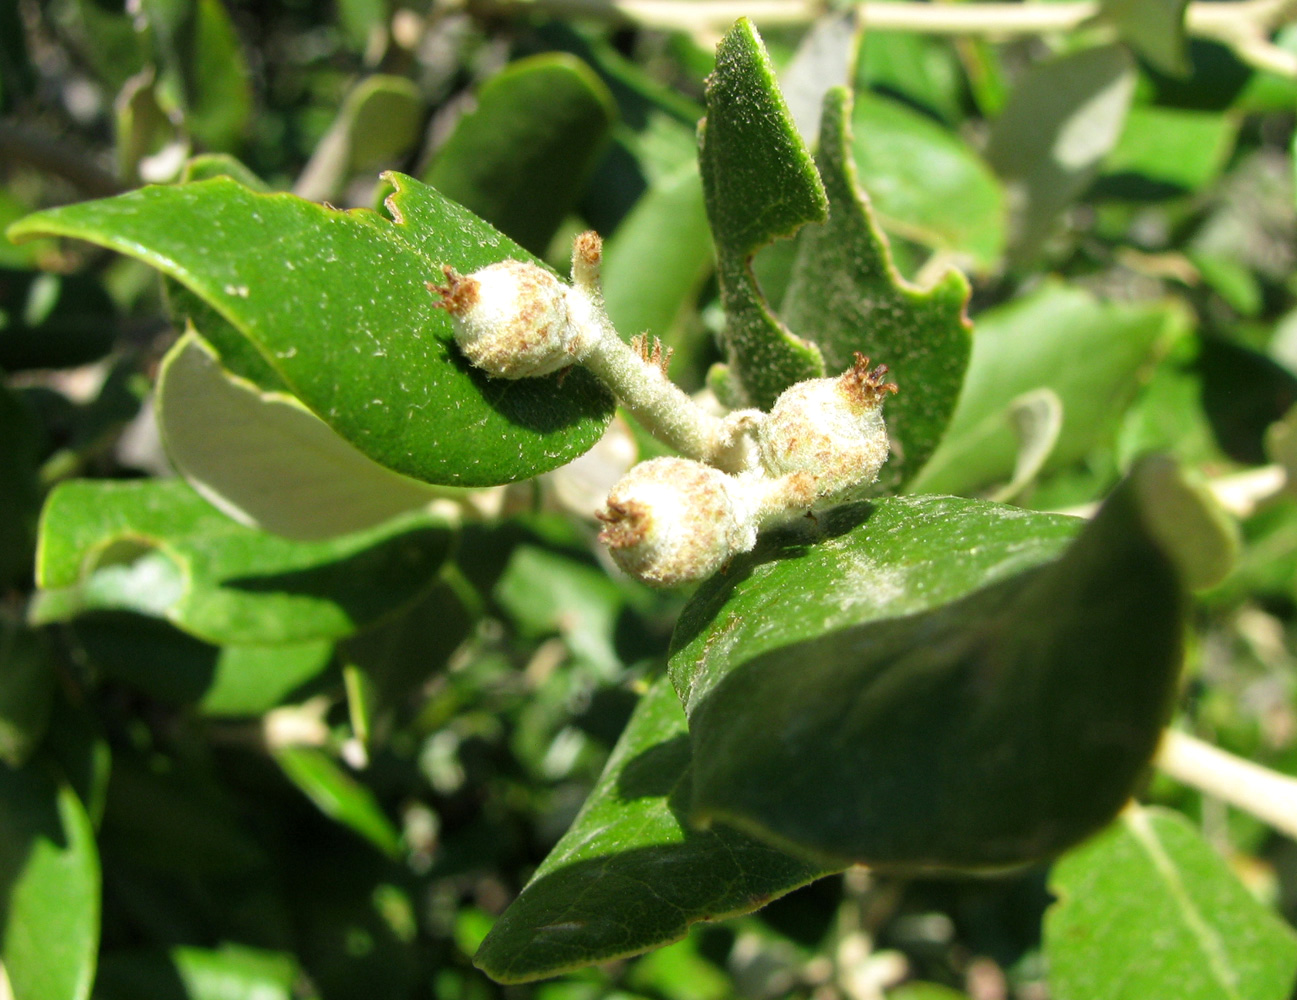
[595, 500, 649, 549]
[429, 266, 479, 314]
[844, 353, 898, 402]
[573, 231, 603, 268]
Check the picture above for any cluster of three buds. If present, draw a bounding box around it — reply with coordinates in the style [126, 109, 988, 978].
[432, 233, 896, 587]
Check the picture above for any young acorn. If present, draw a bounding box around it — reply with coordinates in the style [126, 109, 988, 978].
[756, 353, 898, 502]
[596, 457, 759, 588]
[429, 260, 594, 378]
[595, 457, 821, 587]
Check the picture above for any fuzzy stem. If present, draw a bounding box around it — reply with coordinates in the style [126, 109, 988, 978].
[569, 233, 761, 472]
[470, 0, 1297, 78]
[1156, 729, 1297, 842]
[581, 325, 756, 470]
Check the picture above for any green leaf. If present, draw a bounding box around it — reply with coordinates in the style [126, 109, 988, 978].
[782, 88, 972, 490]
[494, 546, 631, 677]
[426, 54, 617, 255]
[180, 152, 270, 189]
[668, 457, 1225, 869]
[857, 30, 965, 125]
[179, 0, 253, 151]
[1045, 805, 1297, 1000]
[7, 173, 614, 487]
[984, 44, 1136, 262]
[1099, 0, 1191, 76]
[71, 614, 333, 715]
[32, 478, 451, 646]
[474, 675, 837, 983]
[96, 944, 299, 1000]
[157, 329, 447, 540]
[295, 75, 423, 203]
[0, 761, 100, 1000]
[699, 18, 828, 409]
[273, 746, 402, 858]
[848, 92, 1005, 270]
[1102, 105, 1237, 195]
[910, 282, 1187, 497]
[0, 622, 54, 768]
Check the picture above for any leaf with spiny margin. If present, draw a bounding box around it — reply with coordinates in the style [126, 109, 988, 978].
[7, 173, 614, 487]
[474, 675, 838, 983]
[699, 18, 827, 409]
[425, 53, 617, 255]
[668, 456, 1231, 870]
[782, 87, 971, 490]
[1045, 805, 1297, 1000]
[30, 478, 452, 646]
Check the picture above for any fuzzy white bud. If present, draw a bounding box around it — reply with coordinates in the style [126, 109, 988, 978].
[756, 354, 897, 501]
[596, 457, 759, 587]
[431, 260, 593, 378]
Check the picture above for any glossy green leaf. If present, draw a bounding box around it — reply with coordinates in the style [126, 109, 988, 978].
[910, 283, 1187, 497]
[7, 173, 614, 487]
[474, 675, 837, 983]
[668, 457, 1227, 869]
[32, 478, 451, 646]
[985, 44, 1135, 262]
[295, 75, 422, 203]
[0, 622, 54, 768]
[157, 330, 446, 540]
[273, 746, 401, 858]
[1045, 805, 1297, 999]
[782, 88, 972, 490]
[426, 54, 617, 255]
[96, 943, 298, 1000]
[1100, 0, 1191, 76]
[848, 92, 1005, 270]
[0, 761, 100, 1000]
[699, 18, 827, 409]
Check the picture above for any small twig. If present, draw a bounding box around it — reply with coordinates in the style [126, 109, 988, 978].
[1156, 729, 1297, 842]
[471, 0, 1297, 79]
[0, 121, 123, 198]
[570, 232, 764, 472]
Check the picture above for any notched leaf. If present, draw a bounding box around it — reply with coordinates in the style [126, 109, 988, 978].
[782, 87, 972, 490]
[700, 18, 828, 409]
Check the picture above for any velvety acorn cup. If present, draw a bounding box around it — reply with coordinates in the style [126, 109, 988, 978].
[756, 353, 898, 501]
[595, 456, 759, 587]
[430, 259, 592, 378]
